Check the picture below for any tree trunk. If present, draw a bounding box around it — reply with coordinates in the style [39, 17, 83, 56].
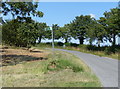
[89, 38, 93, 45]
[98, 40, 100, 47]
[79, 37, 84, 44]
[112, 34, 116, 47]
[38, 36, 42, 43]
[65, 39, 68, 43]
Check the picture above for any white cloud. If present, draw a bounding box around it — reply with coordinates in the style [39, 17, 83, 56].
[90, 14, 96, 18]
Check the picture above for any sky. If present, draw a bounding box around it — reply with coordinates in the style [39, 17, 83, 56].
[2, 2, 119, 45]
[33, 2, 118, 27]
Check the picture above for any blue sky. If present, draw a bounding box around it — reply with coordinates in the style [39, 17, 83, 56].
[32, 2, 118, 27]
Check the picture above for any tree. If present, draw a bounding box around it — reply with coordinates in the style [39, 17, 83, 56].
[2, 19, 39, 47]
[70, 15, 94, 44]
[2, 19, 21, 46]
[0, 25, 2, 44]
[86, 20, 106, 47]
[44, 28, 52, 40]
[2, 2, 45, 47]
[59, 24, 71, 43]
[52, 24, 60, 40]
[2, 2, 43, 19]
[101, 8, 120, 46]
[35, 22, 47, 43]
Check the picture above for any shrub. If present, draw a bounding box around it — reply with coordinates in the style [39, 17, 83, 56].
[57, 42, 64, 46]
[104, 47, 112, 55]
[47, 59, 83, 72]
[65, 43, 71, 46]
[70, 43, 79, 47]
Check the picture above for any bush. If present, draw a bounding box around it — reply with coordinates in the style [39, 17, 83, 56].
[65, 43, 71, 46]
[46, 42, 52, 45]
[2, 19, 41, 47]
[47, 59, 83, 72]
[86, 45, 98, 51]
[57, 42, 64, 46]
[104, 46, 116, 55]
[79, 44, 88, 49]
[70, 43, 79, 47]
[105, 47, 111, 55]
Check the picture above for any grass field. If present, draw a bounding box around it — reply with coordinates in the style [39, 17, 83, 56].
[1, 46, 101, 87]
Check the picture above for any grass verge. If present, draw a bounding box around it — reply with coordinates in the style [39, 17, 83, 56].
[48, 46, 118, 60]
[35, 43, 119, 60]
[60, 46, 119, 60]
[1, 47, 101, 87]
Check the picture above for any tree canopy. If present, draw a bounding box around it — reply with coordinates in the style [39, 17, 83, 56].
[2, 19, 37, 47]
[70, 15, 94, 44]
[2, 2, 43, 19]
[59, 24, 71, 43]
[100, 8, 120, 46]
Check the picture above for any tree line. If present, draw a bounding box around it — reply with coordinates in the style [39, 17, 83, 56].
[1, 2, 120, 50]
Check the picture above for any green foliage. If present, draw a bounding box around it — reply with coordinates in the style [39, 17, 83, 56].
[70, 15, 94, 44]
[16, 22, 39, 46]
[0, 25, 2, 44]
[52, 24, 61, 39]
[47, 57, 83, 72]
[59, 7, 120, 47]
[100, 8, 120, 46]
[104, 46, 120, 54]
[59, 24, 71, 43]
[2, 19, 21, 46]
[65, 43, 71, 46]
[57, 42, 64, 46]
[2, 19, 47, 47]
[86, 20, 107, 46]
[2, 2, 45, 47]
[104, 47, 112, 55]
[2, 2, 43, 18]
[35, 22, 47, 43]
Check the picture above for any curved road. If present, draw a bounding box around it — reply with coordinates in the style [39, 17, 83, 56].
[54, 48, 118, 87]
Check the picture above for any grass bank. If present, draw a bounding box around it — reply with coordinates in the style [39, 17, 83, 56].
[35, 43, 119, 60]
[1, 46, 101, 87]
[58, 46, 119, 60]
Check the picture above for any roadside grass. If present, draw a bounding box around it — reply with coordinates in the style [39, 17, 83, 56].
[35, 43, 119, 60]
[62, 46, 119, 60]
[1, 47, 101, 87]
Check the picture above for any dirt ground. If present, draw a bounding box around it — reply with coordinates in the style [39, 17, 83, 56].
[0, 46, 49, 66]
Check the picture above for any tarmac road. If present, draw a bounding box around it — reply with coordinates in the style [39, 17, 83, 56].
[54, 48, 119, 87]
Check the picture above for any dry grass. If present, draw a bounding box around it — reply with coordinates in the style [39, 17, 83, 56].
[62, 46, 119, 60]
[2, 48, 48, 58]
[1, 46, 101, 87]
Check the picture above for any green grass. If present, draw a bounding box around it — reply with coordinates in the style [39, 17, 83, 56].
[35, 43, 119, 60]
[54, 46, 119, 60]
[2, 47, 101, 87]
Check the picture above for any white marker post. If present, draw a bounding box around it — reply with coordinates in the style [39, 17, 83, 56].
[49, 26, 54, 58]
[50, 27, 54, 49]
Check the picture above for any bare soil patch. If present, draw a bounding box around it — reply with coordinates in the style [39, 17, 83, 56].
[0, 47, 48, 66]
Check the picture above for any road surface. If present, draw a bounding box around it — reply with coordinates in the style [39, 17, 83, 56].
[54, 48, 119, 87]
